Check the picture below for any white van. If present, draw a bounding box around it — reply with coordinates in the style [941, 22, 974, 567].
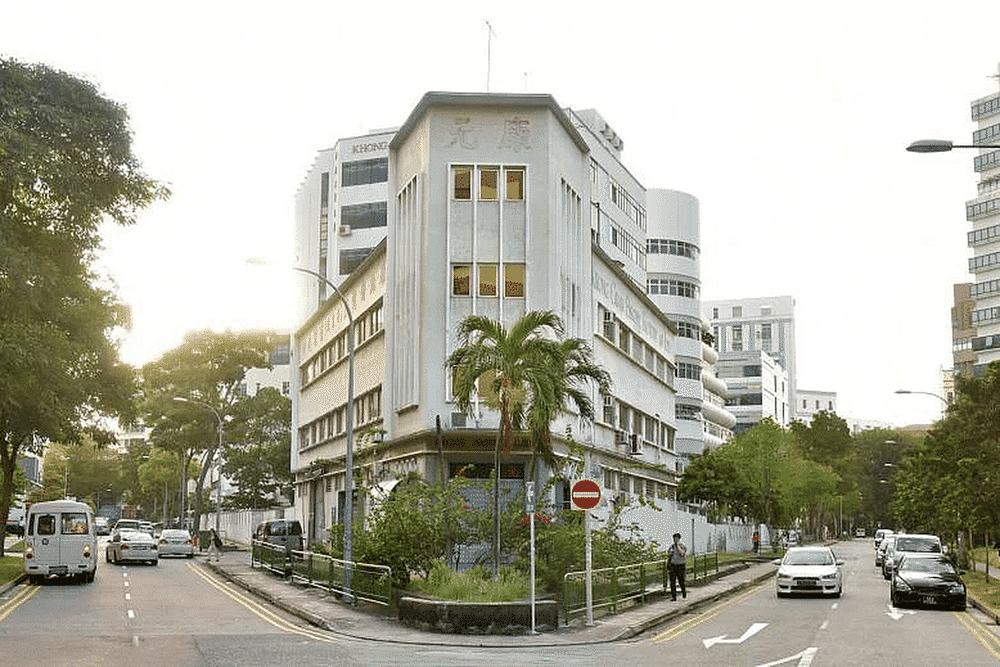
[23, 499, 98, 584]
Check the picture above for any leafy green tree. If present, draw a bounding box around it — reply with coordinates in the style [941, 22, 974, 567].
[677, 446, 749, 522]
[0, 59, 167, 556]
[446, 311, 610, 570]
[137, 448, 180, 524]
[141, 329, 285, 534]
[222, 387, 292, 508]
[352, 474, 477, 588]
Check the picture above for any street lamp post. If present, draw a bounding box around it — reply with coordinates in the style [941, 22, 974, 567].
[173, 397, 224, 539]
[894, 389, 949, 405]
[291, 266, 355, 602]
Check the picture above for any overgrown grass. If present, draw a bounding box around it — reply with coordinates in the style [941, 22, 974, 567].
[0, 555, 23, 586]
[408, 561, 531, 602]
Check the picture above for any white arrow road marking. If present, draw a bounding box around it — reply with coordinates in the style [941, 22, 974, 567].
[703, 622, 769, 648]
[755, 647, 819, 667]
[886, 604, 917, 621]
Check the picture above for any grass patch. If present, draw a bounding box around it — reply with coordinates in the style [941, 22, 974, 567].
[0, 555, 23, 586]
[408, 561, 531, 602]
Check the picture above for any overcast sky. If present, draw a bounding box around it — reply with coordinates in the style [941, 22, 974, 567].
[3, 1, 998, 427]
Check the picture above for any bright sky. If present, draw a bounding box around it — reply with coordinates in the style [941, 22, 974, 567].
[3, 1, 998, 427]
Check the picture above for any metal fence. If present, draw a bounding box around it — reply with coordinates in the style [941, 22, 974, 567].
[250, 540, 394, 613]
[562, 552, 719, 624]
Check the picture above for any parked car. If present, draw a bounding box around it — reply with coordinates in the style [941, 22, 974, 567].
[253, 519, 303, 552]
[882, 533, 942, 580]
[876, 536, 893, 567]
[105, 529, 158, 565]
[874, 528, 893, 550]
[855, 527, 866, 538]
[890, 553, 966, 610]
[94, 517, 110, 536]
[158, 529, 195, 558]
[774, 546, 843, 597]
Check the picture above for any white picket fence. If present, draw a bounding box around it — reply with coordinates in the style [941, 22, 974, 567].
[197, 508, 290, 546]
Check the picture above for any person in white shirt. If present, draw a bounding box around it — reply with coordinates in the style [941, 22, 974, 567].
[667, 532, 687, 601]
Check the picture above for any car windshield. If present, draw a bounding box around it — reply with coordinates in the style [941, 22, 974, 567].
[901, 558, 955, 575]
[785, 550, 835, 566]
[162, 530, 188, 539]
[896, 537, 940, 552]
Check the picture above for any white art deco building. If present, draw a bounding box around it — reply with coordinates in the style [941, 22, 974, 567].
[291, 92, 733, 550]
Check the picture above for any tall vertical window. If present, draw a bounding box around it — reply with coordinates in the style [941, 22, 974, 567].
[504, 264, 525, 297]
[452, 265, 471, 296]
[731, 327, 743, 351]
[505, 168, 524, 200]
[480, 168, 498, 200]
[479, 264, 498, 296]
[453, 166, 472, 200]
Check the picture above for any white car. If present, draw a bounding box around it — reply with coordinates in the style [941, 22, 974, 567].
[158, 529, 195, 558]
[775, 546, 843, 597]
[105, 529, 159, 565]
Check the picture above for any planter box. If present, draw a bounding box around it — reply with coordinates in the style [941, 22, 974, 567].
[398, 596, 559, 634]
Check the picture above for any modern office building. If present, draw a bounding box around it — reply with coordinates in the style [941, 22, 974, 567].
[291, 92, 713, 549]
[704, 296, 796, 426]
[714, 350, 790, 433]
[645, 189, 734, 461]
[967, 85, 1000, 374]
[293, 129, 396, 322]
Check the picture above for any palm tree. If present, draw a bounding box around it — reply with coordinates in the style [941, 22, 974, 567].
[446, 310, 611, 569]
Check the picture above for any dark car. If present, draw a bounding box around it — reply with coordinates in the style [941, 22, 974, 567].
[253, 519, 303, 552]
[890, 554, 966, 610]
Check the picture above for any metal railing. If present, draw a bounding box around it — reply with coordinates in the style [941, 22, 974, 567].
[562, 552, 719, 624]
[250, 540, 394, 613]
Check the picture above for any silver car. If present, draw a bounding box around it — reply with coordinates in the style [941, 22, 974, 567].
[158, 529, 194, 558]
[774, 546, 844, 597]
[105, 530, 159, 565]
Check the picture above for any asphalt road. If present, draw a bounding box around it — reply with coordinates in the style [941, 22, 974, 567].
[2, 538, 1000, 666]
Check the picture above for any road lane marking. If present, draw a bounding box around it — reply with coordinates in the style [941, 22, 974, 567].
[954, 609, 1000, 660]
[703, 621, 768, 647]
[186, 563, 338, 644]
[652, 583, 767, 643]
[756, 647, 819, 667]
[0, 585, 40, 623]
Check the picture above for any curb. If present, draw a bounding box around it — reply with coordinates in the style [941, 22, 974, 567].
[0, 573, 26, 596]
[968, 595, 1000, 624]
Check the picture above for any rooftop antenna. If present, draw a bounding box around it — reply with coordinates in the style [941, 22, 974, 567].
[990, 62, 1000, 90]
[485, 20, 496, 91]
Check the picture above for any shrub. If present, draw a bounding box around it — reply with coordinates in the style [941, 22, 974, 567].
[409, 559, 530, 602]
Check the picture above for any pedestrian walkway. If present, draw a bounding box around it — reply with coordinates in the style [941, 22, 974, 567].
[205, 551, 779, 647]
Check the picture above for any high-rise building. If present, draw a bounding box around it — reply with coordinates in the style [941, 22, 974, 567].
[703, 296, 796, 426]
[951, 282, 975, 379]
[966, 83, 1000, 374]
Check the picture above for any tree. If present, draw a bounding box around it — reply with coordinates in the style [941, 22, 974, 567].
[222, 387, 292, 508]
[0, 59, 167, 556]
[446, 311, 610, 569]
[141, 329, 285, 534]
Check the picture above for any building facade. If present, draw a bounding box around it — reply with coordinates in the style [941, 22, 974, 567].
[704, 296, 796, 426]
[795, 389, 837, 425]
[645, 189, 734, 460]
[967, 86, 1000, 374]
[292, 93, 704, 549]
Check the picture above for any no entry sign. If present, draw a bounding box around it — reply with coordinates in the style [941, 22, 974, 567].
[571, 479, 602, 510]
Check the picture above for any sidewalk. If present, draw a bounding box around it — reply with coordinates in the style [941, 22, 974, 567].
[205, 551, 778, 647]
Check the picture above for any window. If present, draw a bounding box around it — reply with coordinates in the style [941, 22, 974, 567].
[732, 306, 742, 318]
[342, 158, 388, 187]
[453, 166, 472, 200]
[505, 168, 524, 200]
[731, 327, 743, 351]
[480, 168, 498, 200]
[453, 265, 471, 296]
[341, 201, 387, 229]
[504, 264, 525, 297]
[339, 247, 372, 275]
[479, 264, 498, 296]
[35, 514, 56, 536]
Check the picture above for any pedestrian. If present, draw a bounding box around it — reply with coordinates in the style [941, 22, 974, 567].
[752, 531, 760, 554]
[207, 528, 223, 562]
[667, 532, 687, 601]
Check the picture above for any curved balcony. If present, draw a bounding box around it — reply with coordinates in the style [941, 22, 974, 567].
[702, 400, 737, 429]
[701, 370, 727, 397]
[701, 341, 718, 365]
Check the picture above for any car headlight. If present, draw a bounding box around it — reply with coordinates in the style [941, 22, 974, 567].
[894, 580, 911, 592]
[821, 572, 838, 580]
[949, 584, 965, 595]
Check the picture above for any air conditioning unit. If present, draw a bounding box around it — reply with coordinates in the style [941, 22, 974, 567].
[338, 224, 352, 236]
[628, 433, 643, 456]
[614, 430, 628, 446]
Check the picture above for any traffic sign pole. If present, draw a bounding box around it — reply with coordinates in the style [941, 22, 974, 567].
[585, 508, 594, 626]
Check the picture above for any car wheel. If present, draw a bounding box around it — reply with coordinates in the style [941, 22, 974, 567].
[106, 550, 111, 564]
[834, 585, 842, 598]
[186, 553, 193, 559]
[151, 559, 158, 566]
